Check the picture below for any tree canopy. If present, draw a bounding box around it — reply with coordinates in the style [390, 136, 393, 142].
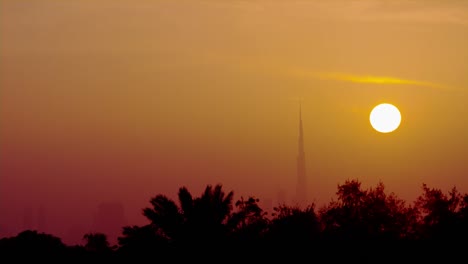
[2, 180, 468, 262]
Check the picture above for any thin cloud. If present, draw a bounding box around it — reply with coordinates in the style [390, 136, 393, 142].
[354, 1, 468, 27]
[289, 69, 452, 90]
[316, 72, 437, 87]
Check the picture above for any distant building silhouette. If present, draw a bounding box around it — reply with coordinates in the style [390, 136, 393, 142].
[262, 198, 273, 215]
[296, 102, 307, 206]
[65, 225, 88, 246]
[37, 206, 46, 232]
[92, 201, 126, 245]
[21, 206, 47, 232]
[22, 207, 33, 231]
[277, 190, 286, 205]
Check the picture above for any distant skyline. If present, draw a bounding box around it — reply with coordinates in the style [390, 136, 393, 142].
[2, 0, 468, 244]
[296, 102, 307, 206]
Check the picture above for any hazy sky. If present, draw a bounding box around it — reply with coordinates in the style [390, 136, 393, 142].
[2, 0, 468, 245]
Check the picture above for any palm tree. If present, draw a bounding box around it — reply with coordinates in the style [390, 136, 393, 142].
[142, 184, 234, 247]
[142, 194, 184, 241]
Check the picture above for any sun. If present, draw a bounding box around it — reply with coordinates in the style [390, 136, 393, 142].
[369, 103, 401, 133]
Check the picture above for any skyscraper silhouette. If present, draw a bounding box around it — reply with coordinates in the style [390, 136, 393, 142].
[37, 206, 46, 232]
[296, 102, 307, 206]
[92, 201, 127, 245]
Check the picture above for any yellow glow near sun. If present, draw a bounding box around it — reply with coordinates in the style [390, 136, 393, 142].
[370, 103, 401, 133]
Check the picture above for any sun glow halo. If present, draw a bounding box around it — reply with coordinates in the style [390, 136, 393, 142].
[370, 103, 401, 133]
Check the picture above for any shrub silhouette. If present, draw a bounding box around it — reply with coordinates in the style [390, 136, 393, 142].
[0, 230, 67, 260]
[2, 180, 468, 262]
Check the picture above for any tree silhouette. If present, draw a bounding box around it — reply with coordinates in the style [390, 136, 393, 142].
[267, 204, 320, 244]
[3, 180, 468, 261]
[188, 184, 234, 241]
[320, 180, 417, 240]
[458, 194, 468, 238]
[0, 230, 67, 260]
[140, 184, 234, 255]
[320, 179, 368, 240]
[117, 224, 169, 258]
[227, 196, 269, 247]
[414, 184, 462, 240]
[142, 194, 183, 242]
[83, 232, 112, 253]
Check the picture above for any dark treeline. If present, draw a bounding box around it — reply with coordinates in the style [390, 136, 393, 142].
[2, 180, 468, 262]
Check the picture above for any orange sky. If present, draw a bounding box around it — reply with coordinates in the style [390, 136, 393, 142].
[1, 0, 468, 245]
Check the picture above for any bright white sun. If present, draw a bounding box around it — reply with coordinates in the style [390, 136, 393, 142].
[370, 103, 401, 133]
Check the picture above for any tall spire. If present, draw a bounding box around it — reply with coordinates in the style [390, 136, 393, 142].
[296, 101, 307, 206]
[298, 101, 304, 155]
